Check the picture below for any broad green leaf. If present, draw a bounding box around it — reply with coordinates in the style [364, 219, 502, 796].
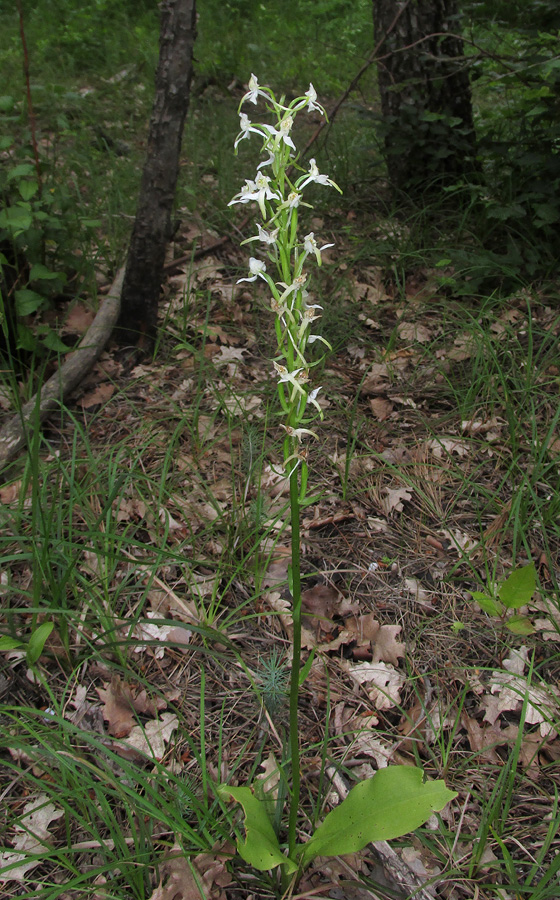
[0, 635, 24, 651]
[26, 622, 54, 665]
[39, 329, 71, 353]
[29, 263, 60, 281]
[470, 592, 502, 616]
[498, 563, 536, 609]
[298, 767, 457, 866]
[0, 205, 33, 235]
[218, 785, 297, 873]
[506, 614, 535, 636]
[15, 288, 46, 316]
[18, 180, 39, 201]
[7, 163, 35, 181]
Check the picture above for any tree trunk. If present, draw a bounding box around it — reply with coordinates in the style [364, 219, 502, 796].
[118, 0, 196, 346]
[373, 0, 477, 194]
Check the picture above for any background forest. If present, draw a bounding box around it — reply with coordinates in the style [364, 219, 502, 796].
[1, 1, 560, 899]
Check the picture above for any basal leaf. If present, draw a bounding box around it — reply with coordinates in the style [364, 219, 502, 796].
[298, 767, 456, 866]
[26, 622, 54, 665]
[0, 635, 24, 651]
[218, 785, 297, 873]
[498, 563, 536, 609]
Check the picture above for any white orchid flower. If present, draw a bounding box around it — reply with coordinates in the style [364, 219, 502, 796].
[237, 257, 267, 284]
[302, 303, 323, 324]
[251, 171, 281, 217]
[277, 273, 307, 306]
[281, 445, 309, 478]
[230, 172, 280, 218]
[228, 178, 258, 206]
[306, 386, 323, 415]
[307, 333, 331, 350]
[262, 115, 296, 151]
[244, 223, 279, 246]
[304, 83, 326, 115]
[297, 158, 341, 192]
[241, 73, 268, 106]
[303, 232, 335, 266]
[234, 113, 267, 149]
[273, 362, 308, 396]
[280, 424, 318, 442]
[270, 296, 295, 326]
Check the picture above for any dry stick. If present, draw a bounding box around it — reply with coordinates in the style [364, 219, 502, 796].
[16, 0, 41, 192]
[0, 267, 125, 471]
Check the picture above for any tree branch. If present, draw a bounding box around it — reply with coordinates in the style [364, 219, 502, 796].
[0, 267, 124, 471]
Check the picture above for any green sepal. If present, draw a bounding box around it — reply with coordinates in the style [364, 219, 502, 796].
[296, 766, 457, 867]
[218, 785, 297, 873]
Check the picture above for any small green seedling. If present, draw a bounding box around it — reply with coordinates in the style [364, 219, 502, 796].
[470, 562, 537, 635]
[0, 621, 54, 666]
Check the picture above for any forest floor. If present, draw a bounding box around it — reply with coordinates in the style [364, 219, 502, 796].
[1, 78, 560, 900]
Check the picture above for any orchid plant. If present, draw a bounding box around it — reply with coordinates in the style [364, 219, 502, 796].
[218, 76, 456, 889]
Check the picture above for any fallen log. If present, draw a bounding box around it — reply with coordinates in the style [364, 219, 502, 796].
[0, 266, 124, 472]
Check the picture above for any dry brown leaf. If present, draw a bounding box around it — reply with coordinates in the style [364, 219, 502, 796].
[369, 396, 393, 421]
[62, 303, 95, 335]
[125, 712, 179, 760]
[335, 706, 395, 769]
[345, 660, 405, 710]
[261, 546, 290, 589]
[301, 583, 339, 631]
[372, 624, 405, 666]
[130, 612, 192, 658]
[192, 843, 234, 900]
[97, 677, 138, 737]
[460, 712, 502, 763]
[80, 382, 115, 409]
[149, 849, 202, 900]
[403, 577, 433, 606]
[0, 794, 64, 883]
[351, 281, 387, 304]
[427, 437, 470, 458]
[397, 321, 432, 343]
[481, 648, 560, 736]
[97, 678, 168, 737]
[382, 486, 412, 515]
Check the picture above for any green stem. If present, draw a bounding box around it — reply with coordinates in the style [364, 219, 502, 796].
[287, 463, 302, 860]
